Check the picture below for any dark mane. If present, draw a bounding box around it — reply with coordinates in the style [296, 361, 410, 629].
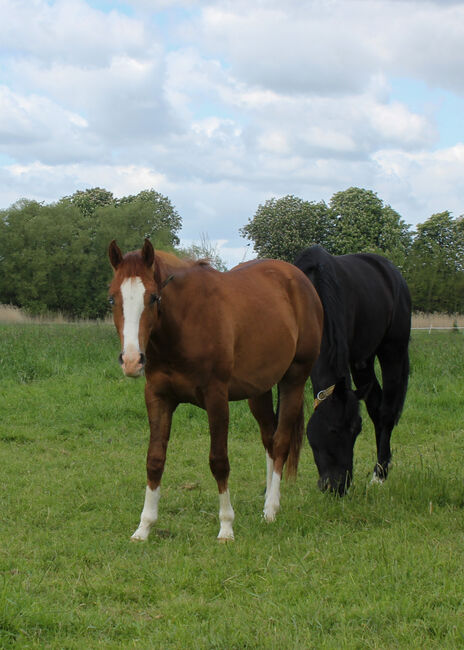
[294, 245, 349, 379]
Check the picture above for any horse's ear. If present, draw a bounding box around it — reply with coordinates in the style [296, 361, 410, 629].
[142, 239, 155, 268]
[109, 240, 123, 270]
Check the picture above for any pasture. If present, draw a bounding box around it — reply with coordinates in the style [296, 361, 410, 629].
[1, 323, 464, 648]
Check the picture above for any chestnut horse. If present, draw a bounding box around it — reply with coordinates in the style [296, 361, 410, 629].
[108, 240, 322, 541]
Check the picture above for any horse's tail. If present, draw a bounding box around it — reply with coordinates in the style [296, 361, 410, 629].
[388, 275, 411, 426]
[393, 346, 410, 426]
[294, 245, 349, 378]
[285, 402, 304, 479]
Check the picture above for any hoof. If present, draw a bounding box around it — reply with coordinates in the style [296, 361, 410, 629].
[263, 507, 278, 523]
[131, 525, 150, 541]
[370, 473, 384, 486]
[217, 527, 234, 542]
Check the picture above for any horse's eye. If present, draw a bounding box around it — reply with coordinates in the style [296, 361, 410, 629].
[149, 293, 158, 305]
[108, 296, 115, 306]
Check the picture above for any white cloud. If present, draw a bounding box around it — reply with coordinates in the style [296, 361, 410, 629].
[0, 0, 148, 66]
[373, 144, 464, 221]
[0, 0, 463, 256]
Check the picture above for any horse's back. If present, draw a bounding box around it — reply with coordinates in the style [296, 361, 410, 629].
[335, 253, 411, 345]
[195, 258, 323, 398]
[295, 246, 410, 366]
[227, 258, 322, 333]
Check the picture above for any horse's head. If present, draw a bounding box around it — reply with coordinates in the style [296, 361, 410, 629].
[307, 380, 362, 495]
[108, 239, 159, 378]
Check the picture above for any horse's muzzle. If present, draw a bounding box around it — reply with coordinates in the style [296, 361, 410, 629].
[317, 473, 350, 496]
[119, 351, 146, 377]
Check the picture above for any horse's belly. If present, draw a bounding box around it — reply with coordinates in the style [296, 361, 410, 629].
[227, 376, 275, 401]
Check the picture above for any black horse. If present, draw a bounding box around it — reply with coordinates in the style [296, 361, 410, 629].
[294, 245, 411, 495]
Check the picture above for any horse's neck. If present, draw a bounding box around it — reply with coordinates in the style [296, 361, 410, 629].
[311, 340, 350, 394]
[155, 251, 189, 283]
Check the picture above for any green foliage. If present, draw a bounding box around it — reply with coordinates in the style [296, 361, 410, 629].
[240, 195, 335, 262]
[1, 324, 464, 647]
[241, 188, 412, 268]
[405, 211, 464, 312]
[61, 187, 114, 217]
[0, 188, 182, 318]
[240, 186, 464, 311]
[330, 187, 412, 266]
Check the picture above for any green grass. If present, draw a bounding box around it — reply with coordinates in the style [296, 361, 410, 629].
[1, 324, 464, 648]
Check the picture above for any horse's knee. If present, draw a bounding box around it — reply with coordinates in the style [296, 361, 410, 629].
[209, 454, 230, 483]
[146, 456, 165, 485]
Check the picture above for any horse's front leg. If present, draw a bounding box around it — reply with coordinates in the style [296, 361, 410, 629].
[205, 387, 234, 541]
[131, 385, 175, 541]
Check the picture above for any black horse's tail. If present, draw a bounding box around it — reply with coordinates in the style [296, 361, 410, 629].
[294, 245, 349, 378]
[394, 350, 410, 425]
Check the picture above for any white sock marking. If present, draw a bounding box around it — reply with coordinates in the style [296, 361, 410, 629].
[217, 490, 235, 540]
[266, 452, 273, 498]
[131, 485, 160, 541]
[263, 470, 281, 522]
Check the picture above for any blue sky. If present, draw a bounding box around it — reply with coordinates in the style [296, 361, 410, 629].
[1, 0, 464, 267]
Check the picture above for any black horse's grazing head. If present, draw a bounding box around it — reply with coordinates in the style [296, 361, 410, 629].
[307, 381, 362, 496]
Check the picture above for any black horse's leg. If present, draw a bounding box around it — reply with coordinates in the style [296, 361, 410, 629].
[351, 357, 385, 479]
[204, 385, 234, 541]
[248, 391, 277, 497]
[132, 386, 175, 541]
[373, 343, 410, 481]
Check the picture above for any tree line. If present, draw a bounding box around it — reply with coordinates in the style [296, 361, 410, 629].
[0, 185, 463, 318]
[241, 188, 464, 314]
[0, 188, 182, 319]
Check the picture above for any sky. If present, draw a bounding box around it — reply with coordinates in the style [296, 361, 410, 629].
[1, 0, 464, 267]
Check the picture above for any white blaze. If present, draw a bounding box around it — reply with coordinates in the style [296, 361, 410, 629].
[121, 277, 145, 356]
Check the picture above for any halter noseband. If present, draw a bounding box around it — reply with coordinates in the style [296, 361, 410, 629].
[313, 384, 336, 409]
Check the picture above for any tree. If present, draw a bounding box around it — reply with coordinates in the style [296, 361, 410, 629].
[0, 199, 96, 316]
[405, 211, 464, 312]
[329, 187, 412, 266]
[240, 195, 335, 262]
[61, 187, 114, 217]
[115, 189, 182, 247]
[0, 188, 183, 318]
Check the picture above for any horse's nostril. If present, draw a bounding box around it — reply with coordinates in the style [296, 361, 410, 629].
[118, 353, 123, 366]
[139, 353, 146, 366]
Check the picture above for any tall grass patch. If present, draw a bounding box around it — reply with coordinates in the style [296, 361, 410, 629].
[1, 325, 464, 648]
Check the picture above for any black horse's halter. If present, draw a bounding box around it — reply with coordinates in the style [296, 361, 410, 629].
[313, 384, 335, 409]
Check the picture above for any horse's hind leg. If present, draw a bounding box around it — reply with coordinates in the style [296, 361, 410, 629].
[351, 355, 383, 470]
[372, 344, 409, 481]
[248, 391, 277, 497]
[263, 380, 305, 523]
[205, 386, 235, 541]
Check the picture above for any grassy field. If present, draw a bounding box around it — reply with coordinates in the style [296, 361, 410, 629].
[0, 323, 464, 648]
